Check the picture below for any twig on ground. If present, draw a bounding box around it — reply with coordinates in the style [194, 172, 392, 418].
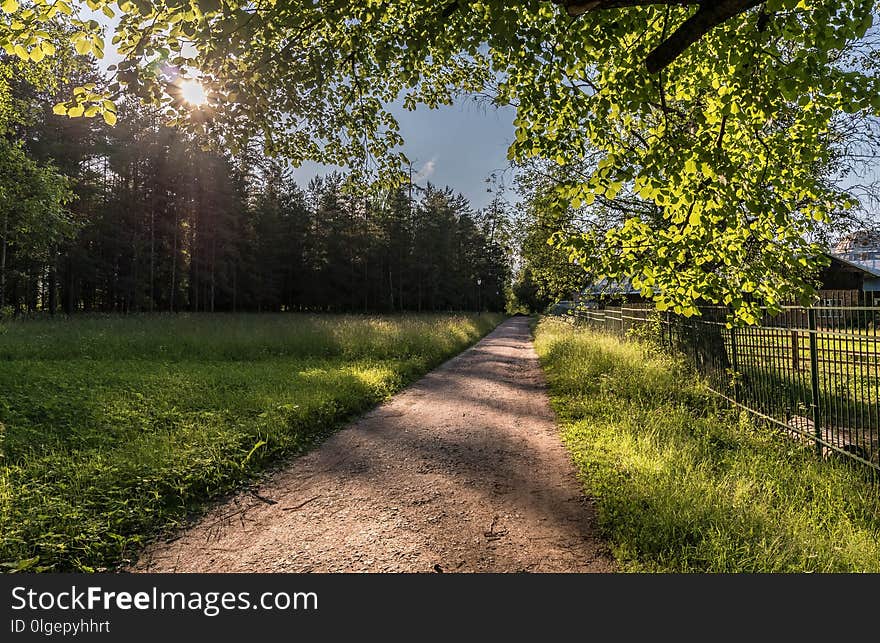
[281, 496, 321, 511]
[250, 491, 277, 505]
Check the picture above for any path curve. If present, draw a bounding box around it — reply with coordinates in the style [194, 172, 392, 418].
[130, 317, 613, 573]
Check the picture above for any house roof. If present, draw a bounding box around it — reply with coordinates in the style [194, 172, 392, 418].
[827, 253, 880, 278]
[580, 277, 641, 297]
[833, 230, 880, 254]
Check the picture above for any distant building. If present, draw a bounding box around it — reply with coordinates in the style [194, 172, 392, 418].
[833, 230, 880, 273]
[572, 277, 650, 308]
[820, 231, 880, 306]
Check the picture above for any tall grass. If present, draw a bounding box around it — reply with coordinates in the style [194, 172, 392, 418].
[0, 313, 502, 572]
[535, 318, 880, 572]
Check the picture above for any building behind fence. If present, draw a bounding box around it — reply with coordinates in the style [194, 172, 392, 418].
[567, 303, 880, 476]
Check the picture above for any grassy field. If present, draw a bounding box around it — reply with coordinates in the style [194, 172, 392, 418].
[534, 317, 880, 572]
[0, 313, 502, 572]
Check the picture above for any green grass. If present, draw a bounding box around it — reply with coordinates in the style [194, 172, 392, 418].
[534, 317, 880, 572]
[0, 313, 503, 572]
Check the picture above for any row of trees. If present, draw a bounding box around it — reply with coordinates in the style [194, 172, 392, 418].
[1, 60, 510, 315]
[8, 2, 879, 321]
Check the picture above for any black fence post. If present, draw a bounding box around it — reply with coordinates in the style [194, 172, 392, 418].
[729, 324, 740, 404]
[808, 308, 823, 459]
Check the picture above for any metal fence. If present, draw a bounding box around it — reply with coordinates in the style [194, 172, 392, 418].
[565, 303, 880, 476]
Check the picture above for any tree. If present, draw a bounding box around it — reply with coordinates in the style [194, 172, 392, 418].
[511, 168, 589, 310]
[0, 139, 72, 311]
[1, 22, 104, 314]
[499, 1, 879, 322]
[7, 0, 880, 320]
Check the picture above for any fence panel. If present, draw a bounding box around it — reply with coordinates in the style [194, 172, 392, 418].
[564, 303, 880, 476]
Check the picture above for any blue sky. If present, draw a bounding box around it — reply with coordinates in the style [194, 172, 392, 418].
[291, 100, 517, 211]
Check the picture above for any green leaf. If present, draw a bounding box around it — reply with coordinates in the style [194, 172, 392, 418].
[74, 38, 92, 56]
[242, 440, 267, 466]
[6, 556, 40, 572]
[197, 0, 220, 14]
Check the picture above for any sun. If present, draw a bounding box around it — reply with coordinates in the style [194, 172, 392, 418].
[180, 79, 207, 106]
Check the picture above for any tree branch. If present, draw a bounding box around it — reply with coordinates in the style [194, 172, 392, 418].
[559, 0, 700, 13]
[552, 0, 765, 73]
[645, 0, 764, 72]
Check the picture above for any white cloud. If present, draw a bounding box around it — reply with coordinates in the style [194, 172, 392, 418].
[413, 158, 437, 182]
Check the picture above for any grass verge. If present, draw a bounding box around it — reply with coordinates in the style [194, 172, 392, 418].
[0, 313, 503, 572]
[534, 317, 880, 572]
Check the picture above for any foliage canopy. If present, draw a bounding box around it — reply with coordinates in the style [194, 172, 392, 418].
[4, 0, 880, 319]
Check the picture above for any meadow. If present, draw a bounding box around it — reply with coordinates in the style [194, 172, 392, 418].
[0, 313, 502, 572]
[534, 317, 880, 572]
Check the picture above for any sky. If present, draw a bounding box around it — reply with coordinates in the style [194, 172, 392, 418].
[290, 100, 517, 211]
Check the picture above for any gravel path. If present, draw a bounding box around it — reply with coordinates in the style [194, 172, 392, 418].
[130, 316, 614, 573]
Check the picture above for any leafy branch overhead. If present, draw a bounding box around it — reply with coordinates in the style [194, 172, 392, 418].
[3, 0, 880, 321]
[554, 0, 766, 72]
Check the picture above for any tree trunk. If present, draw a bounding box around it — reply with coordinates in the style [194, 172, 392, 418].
[388, 264, 394, 312]
[170, 217, 177, 313]
[0, 211, 7, 311]
[670, 309, 731, 374]
[27, 267, 37, 313]
[232, 261, 237, 313]
[210, 236, 216, 313]
[48, 252, 57, 316]
[191, 230, 199, 313]
[149, 208, 155, 313]
[363, 255, 368, 313]
[130, 232, 138, 312]
[63, 255, 73, 315]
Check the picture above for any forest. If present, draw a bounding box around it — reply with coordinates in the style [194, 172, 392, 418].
[1, 61, 510, 316]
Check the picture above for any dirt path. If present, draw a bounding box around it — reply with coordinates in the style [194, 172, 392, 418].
[130, 317, 613, 573]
